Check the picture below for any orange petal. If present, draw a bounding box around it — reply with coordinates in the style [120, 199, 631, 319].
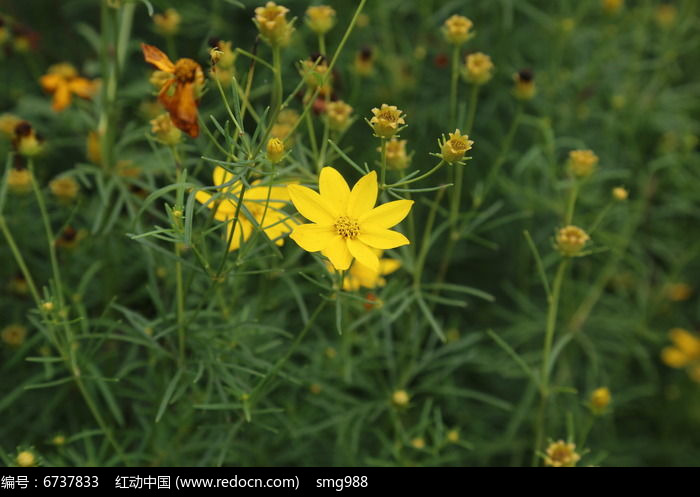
[160, 81, 199, 137]
[69, 78, 96, 99]
[52, 83, 72, 112]
[141, 43, 175, 73]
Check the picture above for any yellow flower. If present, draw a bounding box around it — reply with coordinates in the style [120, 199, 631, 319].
[382, 138, 410, 170]
[354, 47, 374, 77]
[306, 5, 336, 35]
[544, 440, 581, 467]
[287, 167, 413, 271]
[86, 131, 102, 165]
[392, 389, 410, 407]
[590, 387, 612, 414]
[464, 52, 494, 85]
[154, 8, 181, 36]
[300, 54, 331, 91]
[655, 4, 677, 29]
[39, 63, 97, 112]
[271, 109, 299, 144]
[150, 113, 182, 146]
[410, 437, 426, 449]
[325, 100, 353, 132]
[513, 69, 536, 100]
[447, 429, 460, 443]
[7, 165, 33, 194]
[369, 104, 406, 138]
[1, 324, 27, 347]
[569, 149, 599, 178]
[254, 1, 294, 47]
[49, 176, 80, 203]
[612, 186, 628, 201]
[12, 121, 44, 157]
[443, 15, 474, 45]
[330, 249, 401, 291]
[602, 0, 624, 15]
[196, 166, 294, 251]
[440, 129, 474, 164]
[556, 225, 590, 257]
[209, 40, 236, 81]
[666, 283, 692, 302]
[16, 450, 37, 467]
[662, 328, 700, 374]
[266, 137, 285, 163]
[0, 113, 22, 137]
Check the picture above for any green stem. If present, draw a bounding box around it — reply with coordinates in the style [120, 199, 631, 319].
[387, 160, 445, 188]
[449, 45, 460, 128]
[271, 45, 283, 122]
[564, 181, 579, 225]
[174, 167, 186, 366]
[480, 104, 522, 204]
[413, 187, 446, 288]
[380, 138, 387, 188]
[318, 33, 326, 55]
[0, 217, 42, 306]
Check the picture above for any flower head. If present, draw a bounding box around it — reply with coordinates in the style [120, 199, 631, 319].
[16, 449, 37, 467]
[662, 328, 700, 382]
[329, 249, 401, 291]
[287, 167, 413, 271]
[513, 69, 536, 100]
[655, 4, 677, 29]
[392, 389, 410, 407]
[556, 225, 590, 257]
[7, 164, 33, 194]
[612, 186, 628, 201]
[142, 44, 204, 138]
[306, 5, 336, 35]
[254, 1, 294, 47]
[266, 137, 285, 163]
[150, 113, 182, 145]
[154, 8, 181, 36]
[666, 283, 692, 302]
[590, 387, 612, 414]
[2, 324, 27, 347]
[569, 149, 599, 178]
[39, 63, 97, 112]
[464, 52, 494, 85]
[440, 129, 473, 164]
[602, 0, 624, 15]
[382, 138, 410, 170]
[0, 113, 22, 137]
[354, 46, 374, 77]
[300, 54, 331, 92]
[369, 104, 405, 138]
[50, 176, 80, 203]
[196, 166, 294, 251]
[12, 121, 44, 157]
[443, 15, 474, 45]
[325, 100, 353, 132]
[544, 440, 581, 467]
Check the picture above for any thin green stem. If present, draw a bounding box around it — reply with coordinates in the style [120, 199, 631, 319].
[387, 160, 445, 188]
[564, 181, 579, 225]
[380, 138, 387, 188]
[0, 217, 42, 306]
[449, 45, 460, 128]
[413, 187, 446, 288]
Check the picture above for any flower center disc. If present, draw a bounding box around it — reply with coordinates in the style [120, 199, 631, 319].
[334, 216, 360, 240]
[174, 59, 198, 82]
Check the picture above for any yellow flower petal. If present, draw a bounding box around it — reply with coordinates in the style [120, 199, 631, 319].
[226, 217, 253, 251]
[359, 199, 413, 229]
[195, 190, 236, 221]
[380, 258, 401, 276]
[319, 166, 351, 215]
[347, 238, 379, 272]
[213, 165, 238, 192]
[259, 209, 293, 246]
[245, 184, 290, 208]
[323, 236, 353, 270]
[290, 223, 336, 252]
[358, 228, 410, 249]
[288, 184, 337, 224]
[347, 170, 378, 218]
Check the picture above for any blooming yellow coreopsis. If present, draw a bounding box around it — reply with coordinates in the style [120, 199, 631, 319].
[196, 166, 294, 251]
[328, 249, 401, 291]
[39, 63, 98, 112]
[287, 167, 413, 271]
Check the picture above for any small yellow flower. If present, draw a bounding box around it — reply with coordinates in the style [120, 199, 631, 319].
[254, 1, 294, 48]
[55, 226, 86, 250]
[12, 121, 44, 157]
[41, 301, 54, 313]
[330, 249, 401, 291]
[447, 429, 460, 443]
[655, 4, 677, 29]
[1, 324, 27, 347]
[602, 0, 624, 15]
[556, 225, 590, 257]
[50, 176, 80, 203]
[590, 387, 612, 414]
[464, 52, 494, 85]
[666, 283, 692, 302]
[382, 138, 410, 170]
[325, 346, 337, 359]
[443, 15, 474, 45]
[266, 137, 285, 163]
[301, 55, 331, 92]
[410, 437, 426, 449]
[325, 100, 353, 132]
[7, 165, 33, 195]
[354, 47, 374, 77]
[369, 104, 406, 138]
[86, 131, 102, 165]
[662, 328, 700, 374]
[544, 440, 581, 467]
[440, 129, 474, 164]
[16, 450, 37, 467]
[513, 69, 536, 101]
[569, 149, 599, 178]
[612, 186, 628, 201]
[150, 113, 182, 146]
[52, 434, 67, 446]
[39, 63, 97, 112]
[309, 383, 322, 394]
[306, 5, 336, 35]
[392, 389, 410, 407]
[287, 167, 413, 271]
[0, 113, 22, 137]
[196, 166, 294, 251]
[153, 8, 181, 36]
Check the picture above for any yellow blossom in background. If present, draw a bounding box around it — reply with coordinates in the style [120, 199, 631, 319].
[464, 52, 494, 85]
[369, 104, 405, 138]
[151, 113, 182, 146]
[590, 387, 612, 414]
[1, 324, 27, 347]
[447, 429, 460, 443]
[655, 4, 677, 29]
[287, 167, 413, 271]
[544, 440, 581, 467]
[301, 55, 330, 91]
[39, 63, 97, 112]
[354, 47, 374, 77]
[266, 137, 285, 163]
[209, 40, 237, 86]
[382, 138, 410, 170]
[306, 5, 336, 35]
[7, 165, 33, 195]
[356, 13, 370, 28]
[513, 69, 536, 100]
[328, 249, 401, 291]
[55, 226, 86, 250]
[16, 450, 37, 467]
[569, 149, 599, 178]
[153, 8, 181, 36]
[86, 131, 102, 164]
[0, 113, 22, 137]
[392, 389, 410, 407]
[196, 166, 294, 251]
[254, 1, 294, 47]
[325, 100, 353, 131]
[666, 283, 692, 302]
[443, 15, 474, 45]
[410, 437, 426, 449]
[556, 225, 590, 257]
[602, 0, 624, 15]
[49, 176, 80, 203]
[662, 328, 700, 382]
[12, 121, 44, 157]
[271, 109, 299, 144]
[52, 435, 66, 446]
[440, 129, 473, 163]
[8, 274, 29, 296]
[612, 186, 628, 201]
